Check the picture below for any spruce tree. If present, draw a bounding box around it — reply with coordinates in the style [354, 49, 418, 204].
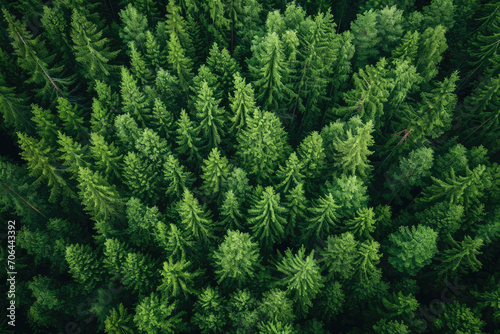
[134, 292, 184, 334]
[57, 131, 90, 178]
[71, 9, 119, 81]
[437, 235, 483, 277]
[158, 258, 202, 298]
[119, 4, 148, 47]
[175, 109, 203, 165]
[248, 186, 287, 250]
[344, 207, 377, 240]
[350, 10, 381, 69]
[213, 230, 261, 287]
[320, 232, 358, 281]
[178, 189, 215, 244]
[220, 190, 244, 230]
[206, 42, 240, 106]
[120, 66, 150, 127]
[65, 243, 103, 292]
[166, 0, 194, 53]
[276, 152, 305, 194]
[283, 182, 307, 237]
[200, 148, 231, 196]
[77, 167, 124, 221]
[90, 133, 122, 181]
[164, 154, 195, 200]
[121, 251, 159, 295]
[30, 104, 59, 145]
[56, 97, 85, 138]
[167, 32, 193, 92]
[416, 25, 448, 82]
[193, 286, 226, 333]
[150, 98, 174, 140]
[229, 72, 256, 135]
[104, 303, 134, 334]
[195, 81, 226, 150]
[276, 246, 324, 316]
[302, 193, 340, 242]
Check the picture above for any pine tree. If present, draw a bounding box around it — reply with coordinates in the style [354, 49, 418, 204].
[103, 238, 130, 277]
[227, 289, 260, 333]
[164, 223, 197, 262]
[119, 4, 148, 47]
[134, 292, 184, 334]
[248, 186, 287, 250]
[114, 113, 140, 150]
[344, 207, 376, 240]
[324, 174, 369, 219]
[259, 289, 296, 325]
[249, 32, 292, 111]
[333, 118, 375, 179]
[104, 303, 134, 334]
[193, 286, 226, 333]
[416, 25, 448, 82]
[150, 98, 174, 140]
[158, 258, 202, 298]
[65, 243, 103, 292]
[422, 0, 455, 31]
[144, 30, 165, 70]
[129, 42, 153, 86]
[166, 0, 194, 55]
[276, 152, 304, 194]
[391, 30, 420, 63]
[283, 182, 307, 237]
[200, 148, 231, 196]
[420, 165, 487, 207]
[164, 154, 195, 200]
[353, 240, 383, 295]
[90, 133, 122, 181]
[0, 74, 31, 132]
[71, 9, 119, 81]
[134, 128, 169, 169]
[351, 10, 381, 69]
[121, 251, 159, 295]
[3, 9, 72, 101]
[302, 193, 340, 242]
[77, 167, 124, 221]
[206, 42, 240, 106]
[30, 104, 58, 145]
[178, 189, 215, 244]
[276, 246, 324, 316]
[175, 109, 203, 165]
[120, 66, 150, 127]
[123, 152, 160, 203]
[213, 230, 261, 287]
[320, 232, 358, 281]
[386, 225, 438, 276]
[237, 110, 291, 182]
[57, 131, 89, 178]
[229, 72, 256, 135]
[437, 235, 483, 277]
[56, 97, 85, 138]
[195, 81, 226, 150]
[167, 32, 193, 92]
[18, 133, 74, 202]
[220, 190, 244, 230]
[297, 131, 326, 191]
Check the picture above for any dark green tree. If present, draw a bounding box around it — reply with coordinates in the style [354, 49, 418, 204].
[104, 303, 134, 334]
[134, 292, 185, 334]
[195, 81, 226, 150]
[178, 189, 215, 244]
[302, 193, 340, 242]
[65, 243, 103, 292]
[192, 286, 227, 333]
[158, 258, 202, 298]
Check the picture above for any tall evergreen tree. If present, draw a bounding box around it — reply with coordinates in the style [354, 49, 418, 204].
[344, 207, 377, 240]
[158, 258, 202, 298]
[276, 152, 304, 194]
[229, 72, 256, 135]
[65, 243, 103, 292]
[200, 148, 231, 196]
[175, 109, 203, 165]
[134, 292, 184, 334]
[119, 4, 149, 47]
[437, 235, 483, 277]
[416, 25, 448, 82]
[178, 188, 215, 244]
[167, 32, 193, 92]
[195, 81, 226, 150]
[90, 133, 122, 181]
[302, 193, 340, 242]
[120, 66, 151, 127]
[164, 154, 195, 200]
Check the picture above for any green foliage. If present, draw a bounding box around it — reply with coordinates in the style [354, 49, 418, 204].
[119, 4, 148, 46]
[416, 25, 448, 82]
[167, 32, 193, 92]
[175, 109, 203, 164]
[320, 232, 358, 281]
[387, 225, 438, 276]
[158, 258, 202, 298]
[433, 301, 486, 333]
[178, 188, 215, 244]
[164, 154, 195, 200]
[65, 243, 103, 291]
[220, 190, 244, 229]
[193, 286, 226, 333]
[437, 235, 484, 276]
[229, 72, 256, 134]
[276, 246, 324, 316]
[195, 81, 226, 150]
[237, 110, 291, 182]
[248, 186, 287, 250]
[344, 207, 376, 239]
[120, 66, 150, 127]
[276, 152, 304, 193]
[259, 289, 296, 324]
[104, 303, 134, 334]
[302, 193, 340, 241]
[134, 292, 184, 334]
[213, 230, 261, 287]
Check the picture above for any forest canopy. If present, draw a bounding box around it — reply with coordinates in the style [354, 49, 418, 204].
[0, 0, 499, 333]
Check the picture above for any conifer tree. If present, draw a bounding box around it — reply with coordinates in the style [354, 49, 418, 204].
[391, 30, 420, 63]
[103, 238, 130, 277]
[90, 133, 122, 180]
[167, 32, 193, 92]
[324, 174, 369, 219]
[249, 32, 292, 111]
[227, 289, 260, 333]
[164, 154, 194, 200]
[433, 301, 486, 333]
[120, 66, 151, 127]
[57, 131, 89, 178]
[297, 132, 326, 191]
[129, 42, 153, 86]
[158, 258, 202, 298]
[353, 240, 383, 295]
[259, 289, 296, 325]
[193, 286, 226, 333]
[150, 98, 174, 140]
[144, 30, 165, 70]
[123, 152, 160, 203]
[206, 42, 240, 105]
[437, 235, 483, 277]
[201, 148, 231, 196]
[302, 193, 340, 242]
[134, 128, 169, 169]
[56, 97, 85, 138]
[0, 75, 31, 132]
[416, 25, 448, 82]
[164, 223, 197, 262]
[104, 303, 134, 334]
[114, 113, 140, 150]
[229, 72, 256, 135]
[386, 225, 438, 276]
[248, 186, 287, 250]
[334, 118, 375, 179]
[237, 110, 291, 182]
[344, 207, 376, 240]
[71, 9, 119, 81]
[166, 0, 194, 56]
[320, 232, 358, 281]
[220, 190, 244, 230]
[276, 152, 304, 194]
[119, 4, 148, 47]
[351, 10, 381, 68]
[178, 189, 215, 244]
[134, 292, 184, 334]
[422, 0, 455, 31]
[77, 167, 123, 221]
[30, 104, 58, 145]
[175, 109, 203, 165]
[18, 133, 74, 202]
[195, 81, 226, 150]
[65, 243, 103, 292]
[284, 182, 307, 237]
[121, 251, 159, 295]
[213, 230, 261, 287]
[3, 8, 72, 101]
[276, 246, 324, 316]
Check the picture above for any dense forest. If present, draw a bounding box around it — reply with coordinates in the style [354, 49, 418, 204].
[0, 0, 499, 333]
